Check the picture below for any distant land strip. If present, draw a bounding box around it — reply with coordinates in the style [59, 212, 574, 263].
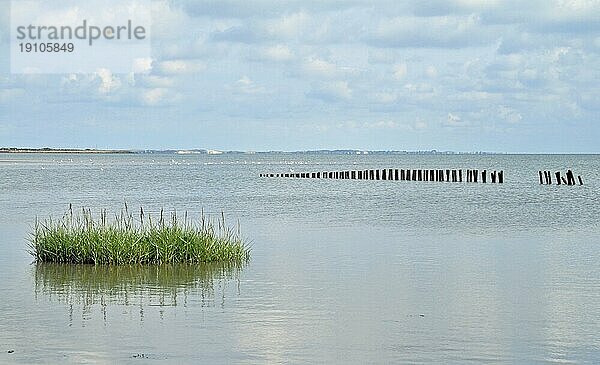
[1, 147, 499, 155]
[0, 148, 133, 154]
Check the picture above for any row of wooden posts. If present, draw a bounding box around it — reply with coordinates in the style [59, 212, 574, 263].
[260, 168, 504, 183]
[539, 170, 583, 185]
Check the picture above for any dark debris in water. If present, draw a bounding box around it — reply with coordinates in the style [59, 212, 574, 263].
[7, 350, 14, 354]
[132, 353, 169, 360]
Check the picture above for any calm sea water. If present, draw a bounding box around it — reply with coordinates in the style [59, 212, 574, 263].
[1, 153, 599, 364]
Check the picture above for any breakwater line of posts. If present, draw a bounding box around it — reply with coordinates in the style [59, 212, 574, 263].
[260, 168, 504, 183]
[538, 169, 584, 186]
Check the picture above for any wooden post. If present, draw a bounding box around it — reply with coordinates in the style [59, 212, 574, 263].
[459, 169, 463, 182]
[498, 171, 503, 184]
[395, 169, 399, 180]
[566, 170, 575, 185]
[412, 170, 417, 181]
[482, 170, 487, 183]
[545, 171, 551, 184]
[473, 170, 478, 183]
[555, 172, 561, 185]
[451, 170, 457, 182]
[382, 169, 387, 180]
[417, 170, 422, 181]
[400, 169, 405, 180]
[376, 169, 380, 180]
[539, 171, 543, 184]
[578, 176, 583, 185]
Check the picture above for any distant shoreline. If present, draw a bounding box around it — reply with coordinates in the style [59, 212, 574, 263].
[0, 148, 133, 154]
[1, 148, 596, 155]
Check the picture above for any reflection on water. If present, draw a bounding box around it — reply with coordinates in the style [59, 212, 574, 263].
[34, 263, 243, 323]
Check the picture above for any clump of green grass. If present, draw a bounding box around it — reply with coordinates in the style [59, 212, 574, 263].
[29, 204, 250, 265]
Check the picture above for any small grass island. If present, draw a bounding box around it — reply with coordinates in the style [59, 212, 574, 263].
[29, 205, 250, 265]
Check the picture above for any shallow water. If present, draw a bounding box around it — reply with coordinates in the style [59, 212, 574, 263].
[1, 153, 599, 364]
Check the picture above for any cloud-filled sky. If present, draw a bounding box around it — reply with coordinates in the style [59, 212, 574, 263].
[1, 0, 599, 152]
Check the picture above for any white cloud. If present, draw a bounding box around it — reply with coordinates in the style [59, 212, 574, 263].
[307, 81, 352, 101]
[141, 88, 167, 105]
[445, 113, 470, 127]
[370, 14, 489, 48]
[302, 57, 338, 78]
[425, 66, 438, 78]
[300, 56, 357, 80]
[0, 88, 25, 103]
[158, 60, 206, 75]
[266, 11, 310, 38]
[235, 76, 267, 94]
[132, 58, 153, 74]
[140, 88, 181, 106]
[137, 75, 175, 88]
[96, 69, 121, 94]
[392, 63, 407, 80]
[372, 91, 398, 103]
[263, 45, 294, 62]
[499, 105, 523, 123]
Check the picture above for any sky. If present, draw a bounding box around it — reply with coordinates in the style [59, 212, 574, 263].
[0, 0, 599, 152]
